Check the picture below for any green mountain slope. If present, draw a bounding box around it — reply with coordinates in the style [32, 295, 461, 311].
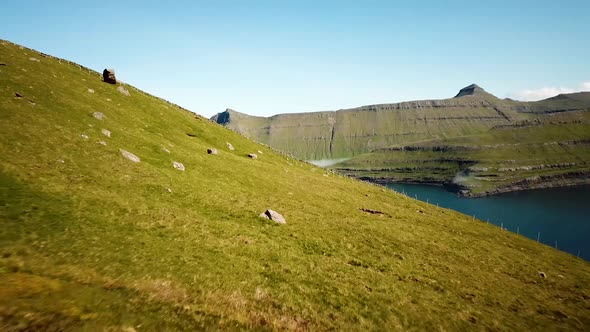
[212, 86, 590, 196]
[2, 40, 590, 330]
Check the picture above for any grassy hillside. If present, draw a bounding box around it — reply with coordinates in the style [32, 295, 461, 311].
[213, 86, 590, 196]
[2, 40, 590, 330]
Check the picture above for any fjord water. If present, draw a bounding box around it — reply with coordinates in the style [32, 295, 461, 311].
[386, 183, 590, 261]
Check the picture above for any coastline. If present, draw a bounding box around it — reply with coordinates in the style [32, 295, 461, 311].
[356, 174, 590, 198]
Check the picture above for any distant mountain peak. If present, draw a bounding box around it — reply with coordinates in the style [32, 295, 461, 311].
[454, 84, 487, 98]
[211, 108, 248, 125]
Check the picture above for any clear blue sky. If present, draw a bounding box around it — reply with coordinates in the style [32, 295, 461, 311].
[2, 0, 589, 117]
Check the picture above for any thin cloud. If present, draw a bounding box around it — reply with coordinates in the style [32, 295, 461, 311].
[509, 82, 590, 101]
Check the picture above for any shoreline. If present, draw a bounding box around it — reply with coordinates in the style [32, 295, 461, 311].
[357, 175, 590, 198]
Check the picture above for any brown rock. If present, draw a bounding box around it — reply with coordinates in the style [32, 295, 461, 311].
[103, 68, 116, 84]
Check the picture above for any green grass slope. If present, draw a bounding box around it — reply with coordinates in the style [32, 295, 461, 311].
[2, 40, 590, 330]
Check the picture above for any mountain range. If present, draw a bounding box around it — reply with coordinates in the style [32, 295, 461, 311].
[212, 85, 590, 196]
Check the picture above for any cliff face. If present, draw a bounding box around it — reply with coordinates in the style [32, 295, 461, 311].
[212, 85, 590, 160]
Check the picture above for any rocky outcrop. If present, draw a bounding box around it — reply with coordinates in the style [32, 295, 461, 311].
[454, 84, 487, 98]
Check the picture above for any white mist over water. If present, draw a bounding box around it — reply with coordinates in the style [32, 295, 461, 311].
[307, 158, 350, 167]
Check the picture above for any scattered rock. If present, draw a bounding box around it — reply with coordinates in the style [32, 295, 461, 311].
[87, 88, 95, 93]
[539, 271, 547, 279]
[92, 112, 105, 120]
[120, 149, 140, 163]
[81, 134, 89, 139]
[121, 327, 137, 332]
[101, 129, 111, 137]
[173, 161, 185, 171]
[207, 148, 218, 155]
[97, 141, 107, 146]
[28, 57, 40, 62]
[117, 86, 130, 96]
[261, 209, 286, 224]
[248, 153, 258, 159]
[226, 142, 235, 150]
[103, 68, 116, 84]
[360, 208, 390, 217]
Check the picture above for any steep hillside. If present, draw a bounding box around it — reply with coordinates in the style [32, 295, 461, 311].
[2, 40, 590, 330]
[212, 86, 590, 196]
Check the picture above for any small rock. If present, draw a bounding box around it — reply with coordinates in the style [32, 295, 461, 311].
[106, 98, 111, 101]
[14, 92, 23, 98]
[539, 271, 547, 279]
[81, 134, 89, 139]
[101, 129, 111, 137]
[103, 68, 116, 84]
[92, 112, 105, 120]
[259, 213, 270, 220]
[173, 161, 185, 171]
[557, 274, 565, 278]
[262, 209, 286, 224]
[57, 159, 65, 163]
[226, 142, 235, 150]
[117, 86, 130, 96]
[166, 188, 172, 193]
[87, 88, 95, 93]
[162, 147, 171, 154]
[258, 150, 263, 154]
[97, 141, 107, 146]
[207, 148, 218, 155]
[120, 149, 140, 163]
[28, 57, 40, 62]
[248, 153, 258, 159]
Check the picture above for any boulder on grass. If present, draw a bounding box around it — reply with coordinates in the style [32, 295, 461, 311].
[103, 68, 116, 84]
[260, 209, 286, 224]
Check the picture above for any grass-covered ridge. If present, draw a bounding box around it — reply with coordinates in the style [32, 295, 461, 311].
[2, 40, 590, 330]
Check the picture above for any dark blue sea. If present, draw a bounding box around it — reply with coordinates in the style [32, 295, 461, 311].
[386, 183, 590, 261]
